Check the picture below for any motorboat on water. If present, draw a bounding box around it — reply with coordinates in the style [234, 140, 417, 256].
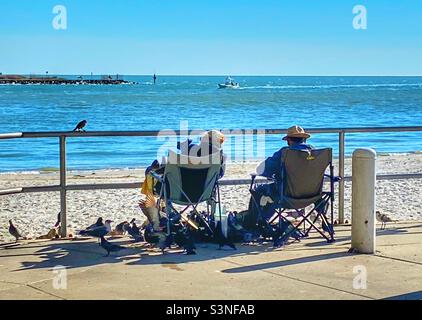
[218, 77, 239, 89]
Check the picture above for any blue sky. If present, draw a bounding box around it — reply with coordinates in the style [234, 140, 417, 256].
[0, 0, 421, 75]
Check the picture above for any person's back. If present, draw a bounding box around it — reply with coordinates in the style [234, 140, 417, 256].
[256, 126, 313, 180]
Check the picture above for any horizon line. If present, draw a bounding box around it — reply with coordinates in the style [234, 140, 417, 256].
[2, 73, 422, 77]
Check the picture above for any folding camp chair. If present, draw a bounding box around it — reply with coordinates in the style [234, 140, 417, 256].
[149, 150, 223, 241]
[249, 148, 339, 245]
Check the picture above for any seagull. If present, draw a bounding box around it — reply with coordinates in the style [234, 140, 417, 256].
[100, 237, 125, 257]
[78, 219, 112, 241]
[8, 220, 22, 242]
[376, 211, 395, 230]
[73, 120, 87, 132]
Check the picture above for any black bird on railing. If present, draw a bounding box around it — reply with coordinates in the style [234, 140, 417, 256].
[100, 236, 125, 256]
[73, 120, 87, 132]
[8, 220, 23, 242]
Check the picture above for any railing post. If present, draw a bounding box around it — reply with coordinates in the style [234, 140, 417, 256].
[338, 131, 345, 224]
[59, 136, 67, 238]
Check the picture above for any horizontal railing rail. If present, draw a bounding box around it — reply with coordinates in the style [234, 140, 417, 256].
[0, 126, 421, 237]
[1, 126, 422, 139]
[1, 173, 421, 196]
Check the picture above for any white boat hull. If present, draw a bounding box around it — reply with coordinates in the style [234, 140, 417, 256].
[218, 83, 239, 89]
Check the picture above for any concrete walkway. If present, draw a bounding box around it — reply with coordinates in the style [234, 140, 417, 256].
[0, 222, 421, 300]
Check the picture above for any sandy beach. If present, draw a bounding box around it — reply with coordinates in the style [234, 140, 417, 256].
[0, 153, 421, 243]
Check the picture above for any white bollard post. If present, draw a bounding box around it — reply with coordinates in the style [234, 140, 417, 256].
[351, 148, 376, 254]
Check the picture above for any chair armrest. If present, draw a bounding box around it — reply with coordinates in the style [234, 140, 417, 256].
[250, 173, 275, 183]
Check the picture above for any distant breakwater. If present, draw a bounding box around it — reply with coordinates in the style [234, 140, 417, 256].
[0, 78, 135, 85]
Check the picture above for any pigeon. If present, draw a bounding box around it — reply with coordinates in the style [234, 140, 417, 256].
[100, 237, 125, 257]
[144, 225, 169, 253]
[78, 219, 112, 240]
[174, 227, 196, 255]
[376, 211, 395, 230]
[36, 228, 59, 240]
[127, 220, 144, 242]
[114, 220, 129, 235]
[139, 195, 161, 231]
[8, 220, 22, 242]
[73, 120, 87, 132]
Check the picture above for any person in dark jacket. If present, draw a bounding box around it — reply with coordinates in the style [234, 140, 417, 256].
[256, 125, 313, 180]
[243, 126, 315, 229]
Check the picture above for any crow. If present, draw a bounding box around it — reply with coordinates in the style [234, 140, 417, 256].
[8, 220, 22, 242]
[100, 236, 125, 257]
[73, 120, 87, 132]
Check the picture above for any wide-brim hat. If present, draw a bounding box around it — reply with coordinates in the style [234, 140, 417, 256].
[201, 130, 226, 145]
[282, 125, 311, 140]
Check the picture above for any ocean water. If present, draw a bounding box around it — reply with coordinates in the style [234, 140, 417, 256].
[0, 76, 421, 172]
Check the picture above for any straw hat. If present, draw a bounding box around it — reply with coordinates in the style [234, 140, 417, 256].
[282, 125, 311, 140]
[201, 130, 226, 145]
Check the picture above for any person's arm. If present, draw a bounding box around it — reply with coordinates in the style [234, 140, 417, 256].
[256, 149, 283, 178]
[219, 152, 227, 179]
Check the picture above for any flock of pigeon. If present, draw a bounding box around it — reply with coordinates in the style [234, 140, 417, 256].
[7, 209, 396, 256]
[7, 214, 199, 257]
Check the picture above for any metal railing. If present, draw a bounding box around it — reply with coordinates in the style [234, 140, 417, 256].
[1, 126, 421, 237]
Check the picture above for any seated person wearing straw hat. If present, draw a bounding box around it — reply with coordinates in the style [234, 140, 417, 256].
[139, 130, 227, 230]
[256, 125, 313, 179]
[141, 130, 226, 195]
[178, 130, 227, 179]
[240, 126, 315, 229]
